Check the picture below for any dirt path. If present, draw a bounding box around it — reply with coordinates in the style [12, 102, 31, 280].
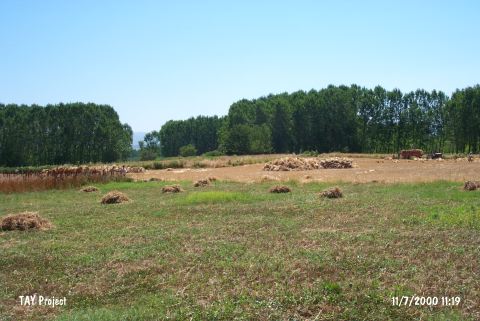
[128, 158, 480, 183]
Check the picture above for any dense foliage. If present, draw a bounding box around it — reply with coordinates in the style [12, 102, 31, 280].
[157, 116, 225, 157]
[148, 84, 480, 156]
[0, 103, 132, 166]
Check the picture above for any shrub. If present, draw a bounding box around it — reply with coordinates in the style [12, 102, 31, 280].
[179, 144, 197, 157]
[140, 149, 158, 161]
[202, 150, 224, 157]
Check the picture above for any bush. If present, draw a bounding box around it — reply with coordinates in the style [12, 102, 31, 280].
[140, 149, 157, 161]
[202, 150, 224, 157]
[179, 144, 197, 157]
[301, 150, 319, 157]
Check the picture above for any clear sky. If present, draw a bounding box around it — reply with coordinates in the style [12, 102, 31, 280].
[1, 1, 479, 132]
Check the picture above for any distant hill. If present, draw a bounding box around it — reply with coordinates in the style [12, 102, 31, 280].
[132, 132, 146, 149]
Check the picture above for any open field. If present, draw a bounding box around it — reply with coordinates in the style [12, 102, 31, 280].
[1, 179, 479, 320]
[129, 157, 480, 184]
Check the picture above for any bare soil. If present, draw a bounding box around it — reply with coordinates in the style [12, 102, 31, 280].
[129, 157, 480, 183]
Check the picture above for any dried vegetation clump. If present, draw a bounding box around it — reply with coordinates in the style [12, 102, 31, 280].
[162, 185, 184, 193]
[320, 187, 343, 198]
[1, 212, 52, 231]
[269, 185, 291, 193]
[101, 191, 130, 204]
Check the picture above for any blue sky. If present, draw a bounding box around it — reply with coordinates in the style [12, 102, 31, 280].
[1, 1, 479, 132]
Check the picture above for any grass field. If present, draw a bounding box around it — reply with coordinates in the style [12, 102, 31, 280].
[1, 180, 479, 320]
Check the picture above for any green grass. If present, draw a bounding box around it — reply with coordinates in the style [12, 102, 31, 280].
[178, 191, 266, 205]
[0, 181, 478, 320]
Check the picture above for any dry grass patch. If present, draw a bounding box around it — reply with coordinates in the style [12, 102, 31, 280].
[100, 191, 130, 204]
[1, 211, 52, 231]
[162, 185, 184, 193]
[269, 185, 291, 193]
[320, 187, 343, 198]
[80, 186, 99, 192]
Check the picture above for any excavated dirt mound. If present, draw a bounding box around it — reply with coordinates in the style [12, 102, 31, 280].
[101, 191, 130, 204]
[321, 187, 343, 198]
[1, 212, 52, 231]
[81, 186, 99, 192]
[193, 179, 209, 187]
[162, 185, 184, 193]
[464, 181, 480, 191]
[263, 157, 353, 171]
[269, 185, 291, 193]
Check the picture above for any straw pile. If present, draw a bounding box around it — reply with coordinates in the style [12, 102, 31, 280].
[1, 212, 52, 231]
[320, 187, 343, 198]
[162, 185, 184, 193]
[101, 191, 130, 204]
[263, 157, 353, 171]
[269, 185, 291, 193]
[464, 181, 480, 191]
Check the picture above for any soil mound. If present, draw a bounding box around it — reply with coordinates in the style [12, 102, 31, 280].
[1, 212, 52, 231]
[101, 191, 130, 204]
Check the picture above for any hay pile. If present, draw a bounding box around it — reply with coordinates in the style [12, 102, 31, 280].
[269, 185, 291, 193]
[81, 186, 98, 192]
[193, 179, 209, 187]
[1, 212, 52, 231]
[127, 166, 146, 173]
[162, 185, 184, 193]
[464, 181, 480, 191]
[320, 187, 343, 198]
[263, 157, 321, 171]
[401, 149, 423, 159]
[319, 157, 353, 169]
[263, 157, 354, 171]
[101, 191, 130, 204]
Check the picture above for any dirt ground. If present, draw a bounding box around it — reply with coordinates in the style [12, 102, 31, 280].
[128, 157, 480, 183]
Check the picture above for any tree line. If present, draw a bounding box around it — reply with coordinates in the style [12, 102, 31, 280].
[144, 84, 480, 157]
[0, 103, 132, 166]
[140, 116, 224, 158]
